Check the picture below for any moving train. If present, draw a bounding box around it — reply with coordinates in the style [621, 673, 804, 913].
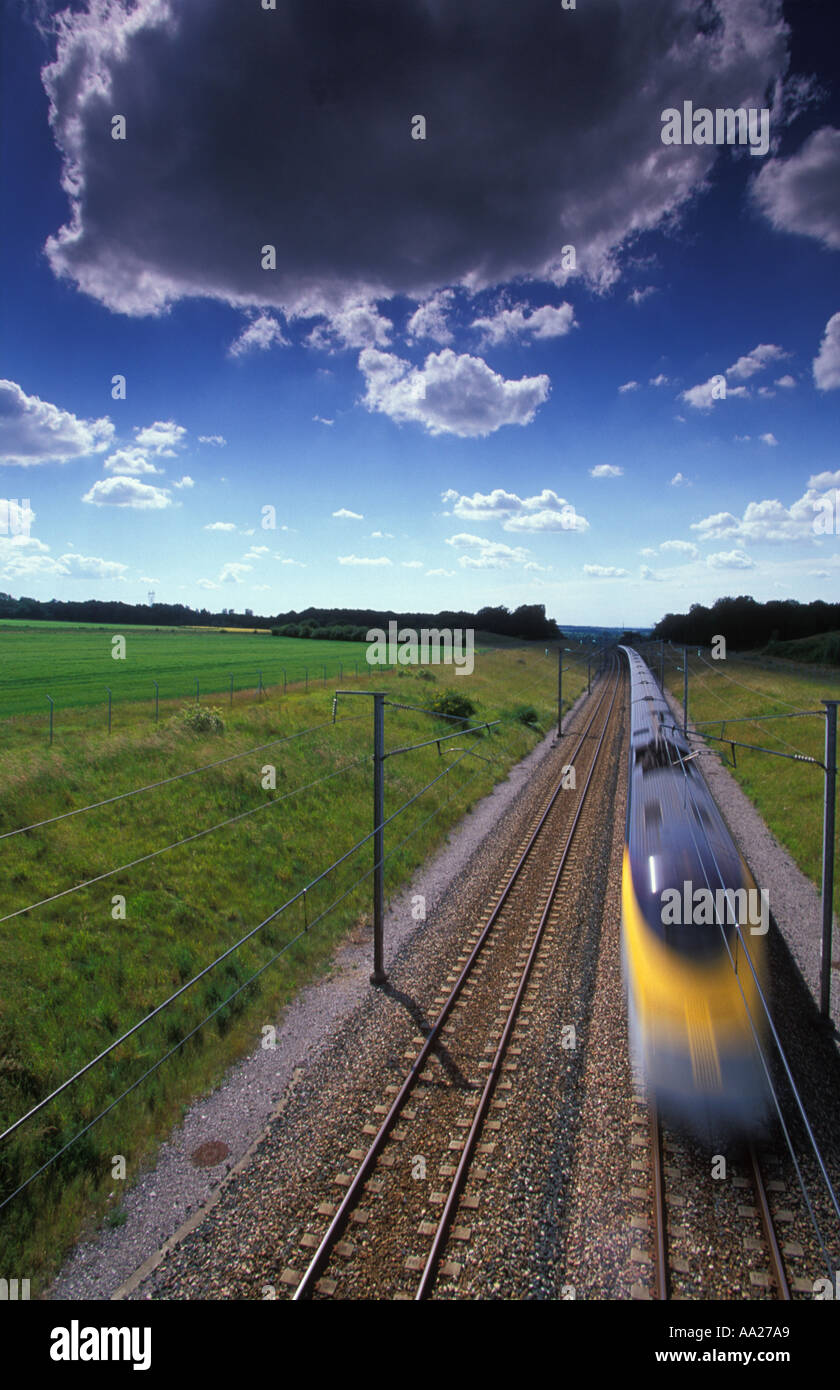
[619, 647, 770, 1138]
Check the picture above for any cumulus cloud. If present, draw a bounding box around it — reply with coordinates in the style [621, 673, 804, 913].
[618, 380, 639, 393]
[706, 549, 755, 569]
[649, 373, 669, 386]
[660, 539, 699, 560]
[359, 348, 549, 437]
[775, 374, 796, 388]
[628, 286, 656, 306]
[173, 474, 194, 488]
[470, 302, 576, 346]
[102, 446, 162, 476]
[682, 343, 786, 408]
[752, 126, 840, 252]
[0, 379, 113, 465]
[82, 476, 173, 509]
[333, 508, 364, 519]
[0, 541, 127, 582]
[219, 562, 253, 583]
[590, 464, 623, 478]
[337, 554, 392, 566]
[306, 301, 393, 351]
[691, 473, 840, 544]
[441, 487, 587, 532]
[204, 521, 236, 531]
[759, 432, 778, 445]
[40, 0, 789, 317]
[813, 312, 840, 391]
[133, 420, 187, 456]
[228, 312, 290, 357]
[406, 291, 455, 345]
[198, 434, 226, 446]
[445, 533, 530, 569]
[670, 472, 690, 486]
[583, 564, 630, 578]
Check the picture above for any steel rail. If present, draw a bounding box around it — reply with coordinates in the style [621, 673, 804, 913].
[749, 1145, 791, 1301]
[649, 1105, 669, 1300]
[292, 659, 618, 1300]
[416, 658, 622, 1297]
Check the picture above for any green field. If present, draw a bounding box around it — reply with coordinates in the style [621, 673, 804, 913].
[0, 623, 371, 721]
[0, 637, 586, 1289]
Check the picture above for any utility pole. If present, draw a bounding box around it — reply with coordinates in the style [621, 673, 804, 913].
[683, 646, 688, 736]
[371, 693, 386, 985]
[821, 700, 838, 1019]
[557, 647, 563, 738]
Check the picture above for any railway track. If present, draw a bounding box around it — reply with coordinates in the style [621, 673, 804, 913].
[286, 655, 624, 1299]
[643, 1104, 792, 1300]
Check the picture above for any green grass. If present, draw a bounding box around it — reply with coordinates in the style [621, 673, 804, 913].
[0, 623, 372, 721]
[0, 641, 585, 1290]
[665, 650, 840, 917]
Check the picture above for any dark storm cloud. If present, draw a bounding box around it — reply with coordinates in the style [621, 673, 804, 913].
[42, 0, 789, 319]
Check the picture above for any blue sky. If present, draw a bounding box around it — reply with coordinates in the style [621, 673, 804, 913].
[1, 0, 839, 626]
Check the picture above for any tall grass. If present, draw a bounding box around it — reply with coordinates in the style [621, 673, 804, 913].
[0, 645, 584, 1289]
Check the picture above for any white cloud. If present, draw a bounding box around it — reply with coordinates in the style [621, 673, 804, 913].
[60, 552, 130, 580]
[660, 539, 699, 560]
[337, 554, 392, 566]
[752, 126, 840, 252]
[681, 376, 748, 409]
[359, 348, 549, 438]
[726, 343, 785, 381]
[649, 373, 669, 387]
[219, 562, 253, 583]
[313, 415, 334, 425]
[426, 568, 456, 578]
[0, 379, 113, 465]
[333, 508, 364, 519]
[406, 290, 455, 345]
[583, 564, 629, 578]
[640, 565, 660, 581]
[279, 558, 306, 567]
[706, 549, 755, 569]
[197, 578, 219, 590]
[445, 533, 530, 569]
[82, 476, 173, 509]
[102, 447, 162, 476]
[691, 473, 840, 544]
[204, 521, 237, 531]
[306, 301, 393, 351]
[370, 530, 394, 539]
[470, 301, 576, 346]
[813, 312, 840, 391]
[759, 432, 778, 446]
[198, 434, 227, 446]
[173, 475, 194, 488]
[775, 374, 796, 388]
[628, 286, 656, 306]
[618, 380, 639, 393]
[401, 560, 424, 569]
[670, 472, 690, 486]
[133, 420, 187, 456]
[228, 312, 289, 358]
[244, 545, 269, 558]
[590, 464, 623, 478]
[441, 487, 587, 532]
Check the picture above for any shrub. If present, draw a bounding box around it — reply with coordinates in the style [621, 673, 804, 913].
[512, 704, 540, 728]
[430, 690, 476, 723]
[180, 704, 224, 734]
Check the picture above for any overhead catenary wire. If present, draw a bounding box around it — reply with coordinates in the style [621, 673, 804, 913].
[0, 752, 371, 926]
[0, 713, 369, 843]
[0, 743, 483, 1208]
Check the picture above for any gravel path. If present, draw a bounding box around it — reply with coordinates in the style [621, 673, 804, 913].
[47, 689, 590, 1301]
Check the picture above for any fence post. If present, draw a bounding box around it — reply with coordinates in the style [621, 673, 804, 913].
[153, 679, 159, 722]
[47, 694, 54, 746]
[557, 647, 563, 738]
[371, 692, 387, 985]
[106, 686, 112, 734]
[820, 700, 838, 1019]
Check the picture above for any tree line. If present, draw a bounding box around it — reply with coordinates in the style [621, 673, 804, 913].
[651, 595, 840, 649]
[0, 593, 560, 641]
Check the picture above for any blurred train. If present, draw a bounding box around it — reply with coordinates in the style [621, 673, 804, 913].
[619, 647, 770, 1139]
